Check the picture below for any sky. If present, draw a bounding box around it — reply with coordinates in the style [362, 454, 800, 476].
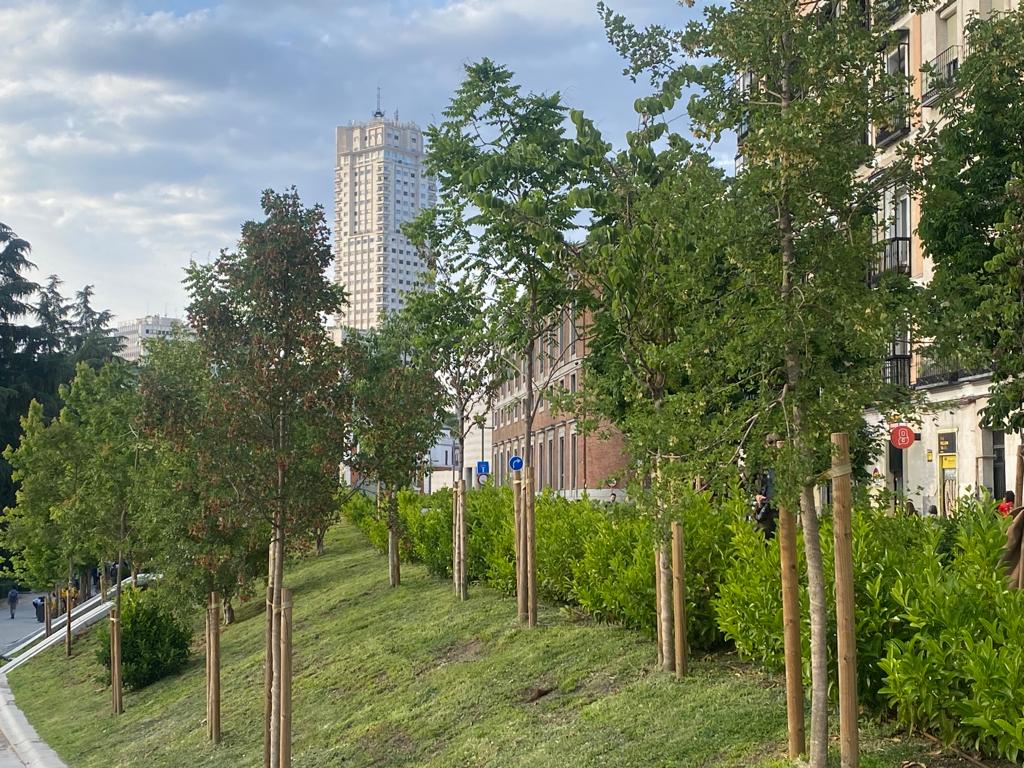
[0, 0, 707, 325]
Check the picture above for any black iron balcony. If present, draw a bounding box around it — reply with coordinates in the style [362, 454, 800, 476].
[883, 354, 911, 386]
[875, 104, 909, 147]
[915, 354, 988, 387]
[869, 236, 911, 284]
[921, 45, 961, 106]
[873, 0, 909, 27]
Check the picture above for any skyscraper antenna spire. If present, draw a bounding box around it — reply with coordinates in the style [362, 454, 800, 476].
[374, 85, 384, 118]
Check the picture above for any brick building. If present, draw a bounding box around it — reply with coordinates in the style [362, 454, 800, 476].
[490, 312, 629, 500]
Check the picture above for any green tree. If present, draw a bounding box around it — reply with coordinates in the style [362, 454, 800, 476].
[184, 187, 349, 763]
[418, 59, 600, 624]
[601, 0, 917, 761]
[344, 318, 445, 588]
[137, 335, 267, 622]
[396, 278, 502, 597]
[69, 285, 119, 366]
[917, 8, 1024, 502]
[1, 400, 78, 592]
[568, 120, 748, 667]
[1, 223, 42, 514]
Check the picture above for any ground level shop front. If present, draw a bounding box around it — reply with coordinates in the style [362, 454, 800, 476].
[867, 373, 1022, 514]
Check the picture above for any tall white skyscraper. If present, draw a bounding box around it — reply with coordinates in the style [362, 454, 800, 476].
[333, 104, 436, 331]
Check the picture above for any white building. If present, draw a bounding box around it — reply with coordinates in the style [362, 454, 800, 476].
[333, 103, 436, 331]
[115, 315, 185, 363]
[461, 401, 493, 488]
[864, 0, 1020, 512]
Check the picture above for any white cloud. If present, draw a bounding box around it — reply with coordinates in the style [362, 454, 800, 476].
[0, 0, 700, 323]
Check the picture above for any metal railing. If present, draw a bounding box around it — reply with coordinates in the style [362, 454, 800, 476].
[873, 0, 909, 27]
[922, 45, 960, 105]
[883, 354, 911, 386]
[869, 236, 911, 284]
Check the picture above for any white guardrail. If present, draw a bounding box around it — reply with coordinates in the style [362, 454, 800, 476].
[0, 576, 155, 675]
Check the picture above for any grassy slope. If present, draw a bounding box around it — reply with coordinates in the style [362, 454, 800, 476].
[7, 522, 983, 768]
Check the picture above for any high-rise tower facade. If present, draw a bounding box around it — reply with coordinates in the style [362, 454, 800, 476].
[333, 108, 436, 331]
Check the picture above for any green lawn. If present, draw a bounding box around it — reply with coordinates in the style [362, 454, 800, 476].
[7, 522, 992, 767]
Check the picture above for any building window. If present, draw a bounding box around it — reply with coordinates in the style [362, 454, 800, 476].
[875, 33, 910, 147]
[571, 433, 578, 490]
[871, 185, 911, 283]
[559, 435, 565, 492]
[882, 331, 911, 386]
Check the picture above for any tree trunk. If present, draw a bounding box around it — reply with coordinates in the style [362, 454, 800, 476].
[269, 525, 285, 768]
[388, 490, 401, 588]
[1015, 440, 1023, 509]
[801, 482, 829, 768]
[778, 40, 827, 763]
[658, 544, 674, 672]
[315, 528, 326, 556]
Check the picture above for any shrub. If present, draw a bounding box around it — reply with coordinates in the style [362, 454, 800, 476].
[97, 586, 191, 689]
[347, 483, 734, 649]
[398, 488, 452, 578]
[570, 504, 656, 632]
[879, 500, 1024, 762]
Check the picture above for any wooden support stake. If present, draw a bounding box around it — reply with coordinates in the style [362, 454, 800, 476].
[210, 592, 222, 744]
[655, 546, 663, 668]
[65, 584, 72, 657]
[831, 432, 859, 768]
[671, 521, 688, 679]
[525, 467, 537, 627]
[43, 598, 51, 638]
[110, 610, 123, 715]
[779, 504, 805, 758]
[206, 603, 211, 740]
[264, 585, 273, 768]
[513, 471, 527, 622]
[454, 480, 467, 601]
[279, 589, 293, 768]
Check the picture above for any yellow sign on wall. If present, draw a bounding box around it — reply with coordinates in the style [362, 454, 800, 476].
[940, 454, 957, 470]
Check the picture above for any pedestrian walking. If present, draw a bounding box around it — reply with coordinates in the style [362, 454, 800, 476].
[7, 587, 19, 619]
[752, 493, 779, 540]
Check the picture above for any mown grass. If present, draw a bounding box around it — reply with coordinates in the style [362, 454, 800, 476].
[7, 521, 988, 767]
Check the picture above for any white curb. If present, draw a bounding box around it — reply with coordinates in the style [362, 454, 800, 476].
[0, 674, 70, 767]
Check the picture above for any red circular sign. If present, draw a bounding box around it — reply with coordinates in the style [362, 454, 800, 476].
[890, 425, 915, 450]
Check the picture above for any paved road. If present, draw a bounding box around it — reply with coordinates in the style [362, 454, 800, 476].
[0, 594, 46, 656]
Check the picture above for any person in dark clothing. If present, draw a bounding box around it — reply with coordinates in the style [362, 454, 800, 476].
[7, 588, 19, 619]
[752, 494, 779, 540]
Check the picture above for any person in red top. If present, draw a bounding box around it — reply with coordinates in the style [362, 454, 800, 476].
[997, 490, 1016, 517]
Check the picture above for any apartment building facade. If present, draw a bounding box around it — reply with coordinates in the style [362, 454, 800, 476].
[865, 0, 1020, 513]
[333, 106, 436, 331]
[490, 312, 628, 500]
[115, 315, 185, 363]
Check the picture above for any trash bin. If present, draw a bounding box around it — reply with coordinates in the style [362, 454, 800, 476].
[33, 598, 44, 623]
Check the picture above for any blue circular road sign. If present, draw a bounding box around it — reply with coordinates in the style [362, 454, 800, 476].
[508, 455, 524, 472]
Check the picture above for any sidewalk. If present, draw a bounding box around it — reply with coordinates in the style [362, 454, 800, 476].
[0, 594, 70, 767]
[0, 595, 45, 657]
[0, 675, 67, 768]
